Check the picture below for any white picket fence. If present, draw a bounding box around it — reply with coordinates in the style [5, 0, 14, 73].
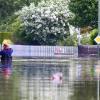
[9, 45, 78, 58]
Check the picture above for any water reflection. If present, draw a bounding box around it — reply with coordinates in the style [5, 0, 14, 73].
[71, 59, 100, 100]
[0, 59, 20, 100]
[18, 64, 70, 100]
[0, 59, 12, 80]
[75, 64, 96, 81]
[0, 59, 99, 100]
[70, 81, 97, 100]
[2, 67, 12, 79]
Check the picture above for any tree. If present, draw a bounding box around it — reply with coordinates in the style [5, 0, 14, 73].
[0, 0, 43, 21]
[0, 0, 48, 45]
[68, 0, 98, 28]
[15, 0, 70, 45]
[0, 0, 47, 33]
[0, 0, 21, 21]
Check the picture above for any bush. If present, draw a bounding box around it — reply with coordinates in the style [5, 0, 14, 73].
[81, 34, 91, 45]
[16, 0, 71, 45]
[90, 29, 98, 45]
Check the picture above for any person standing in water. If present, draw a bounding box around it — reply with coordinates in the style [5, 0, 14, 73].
[0, 43, 13, 79]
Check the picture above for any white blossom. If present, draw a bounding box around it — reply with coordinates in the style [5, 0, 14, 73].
[16, 0, 71, 45]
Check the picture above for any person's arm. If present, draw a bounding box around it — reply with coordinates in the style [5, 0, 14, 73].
[9, 48, 13, 55]
[0, 51, 3, 55]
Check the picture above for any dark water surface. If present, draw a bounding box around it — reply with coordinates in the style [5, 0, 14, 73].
[0, 58, 100, 100]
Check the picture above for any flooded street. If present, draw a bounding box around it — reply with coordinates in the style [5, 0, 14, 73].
[0, 58, 100, 100]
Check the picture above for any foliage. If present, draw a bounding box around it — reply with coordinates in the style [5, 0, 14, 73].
[68, 0, 98, 28]
[90, 29, 98, 45]
[16, 0, 70, 45]
[81, 34, 91, 45]
[0, 0, 47, 35]
[58, 32, 78, 46]
[0, 0, 21, 22]
[0, 15, 22, 44]
[0, 32, 13, 44]
[0, 0, 44, 22]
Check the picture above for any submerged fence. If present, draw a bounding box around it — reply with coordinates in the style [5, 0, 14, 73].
[78, 45, 100, 57]
[0, 44, 99, 58]
[9, 45, 78, 58]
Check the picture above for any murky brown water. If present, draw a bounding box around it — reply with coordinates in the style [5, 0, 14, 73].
[0, 58, 100, 100]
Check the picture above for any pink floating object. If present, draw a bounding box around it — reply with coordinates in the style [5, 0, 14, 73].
[51, 72, 63, 85]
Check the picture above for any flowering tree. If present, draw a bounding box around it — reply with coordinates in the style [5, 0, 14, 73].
[16, 0, 71, 45]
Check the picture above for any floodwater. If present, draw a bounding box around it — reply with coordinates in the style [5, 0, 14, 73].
[0, 58, 100, 100]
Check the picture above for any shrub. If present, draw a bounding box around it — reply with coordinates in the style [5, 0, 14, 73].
[16, 0, 71, 45]
[90, 29, 98, 45]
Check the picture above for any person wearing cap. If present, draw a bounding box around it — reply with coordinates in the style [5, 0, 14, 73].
[0, 43, 13, 69]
